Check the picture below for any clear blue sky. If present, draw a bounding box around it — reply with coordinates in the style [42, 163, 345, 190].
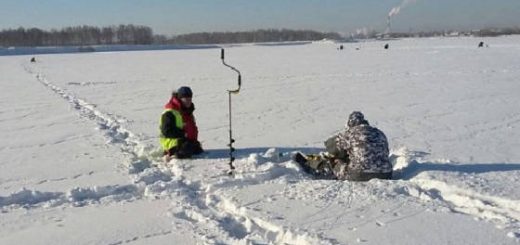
[1, 0, 519, 35]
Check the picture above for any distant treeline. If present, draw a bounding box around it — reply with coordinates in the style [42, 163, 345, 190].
[0, 25, 154, 47]
[155, 29, 342, 44]
[372, 27, 520, 39]
[468, 27, 520, 37]
[3, 24, 519, 47]
[0, 25, 341, 47]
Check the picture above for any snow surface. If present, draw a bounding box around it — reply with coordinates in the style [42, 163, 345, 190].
[1, 35, 520, 244]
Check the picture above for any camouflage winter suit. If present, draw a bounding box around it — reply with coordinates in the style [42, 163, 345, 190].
[329, 112, 393, 181]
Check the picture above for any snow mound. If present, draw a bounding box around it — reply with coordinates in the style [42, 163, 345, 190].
[133, 167, 172, 185]
[0, 188, 61, 207]
[66, 185, 139, 205]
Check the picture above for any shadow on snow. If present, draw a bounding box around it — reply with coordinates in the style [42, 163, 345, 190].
[397, 161, 520, 180]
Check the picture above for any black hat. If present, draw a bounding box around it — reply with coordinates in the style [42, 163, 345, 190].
[177, 86, 193, 98]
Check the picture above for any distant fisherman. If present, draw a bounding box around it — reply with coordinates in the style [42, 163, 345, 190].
[160, 86, 203, 162]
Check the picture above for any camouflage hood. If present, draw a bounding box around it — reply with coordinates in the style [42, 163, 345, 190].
[346, 111, 369, 128]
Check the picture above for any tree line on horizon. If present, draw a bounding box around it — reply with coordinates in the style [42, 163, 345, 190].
[0, 25, 154, 47]
[0, 25, 341, 47]
[383, 27, 520, 39]
[2, 24, 520, 47]
[156, 29, 342, 44]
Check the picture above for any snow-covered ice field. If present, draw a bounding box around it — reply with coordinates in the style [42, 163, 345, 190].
[1, 36, 520, 244]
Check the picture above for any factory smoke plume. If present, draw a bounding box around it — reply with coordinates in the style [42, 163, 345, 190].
[386, 0, 417, 33]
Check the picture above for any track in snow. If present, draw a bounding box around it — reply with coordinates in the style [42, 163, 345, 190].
[15, 63, 335, 244]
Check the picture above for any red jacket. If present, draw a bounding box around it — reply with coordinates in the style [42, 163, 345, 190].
[164, 97, 198, 141]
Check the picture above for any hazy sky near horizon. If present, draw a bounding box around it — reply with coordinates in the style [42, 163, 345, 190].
[1, 0, 519, 35]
